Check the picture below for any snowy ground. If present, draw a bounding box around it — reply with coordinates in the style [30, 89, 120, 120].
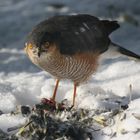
[0, 0, 140, 140]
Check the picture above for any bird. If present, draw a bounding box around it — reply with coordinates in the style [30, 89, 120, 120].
[25, 14, 140, 107]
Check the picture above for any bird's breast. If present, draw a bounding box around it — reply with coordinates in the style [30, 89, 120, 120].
[30, 51, 99, 84]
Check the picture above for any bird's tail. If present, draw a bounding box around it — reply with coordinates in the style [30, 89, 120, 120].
[110, 42, 140, 59]
[101, 20, 120, 35]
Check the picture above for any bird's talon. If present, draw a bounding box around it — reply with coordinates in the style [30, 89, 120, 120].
[49, 98, 56, 103]
[41, 98, 67, 111]
[41, 98, 56, 107]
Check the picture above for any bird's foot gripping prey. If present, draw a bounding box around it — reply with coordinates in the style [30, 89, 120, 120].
[25, 14, 140, 109]
[40, 79, 76, 111]
[40, 98, 66, 111]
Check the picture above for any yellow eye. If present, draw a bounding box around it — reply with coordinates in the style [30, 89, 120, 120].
[46, 42, 50, 47]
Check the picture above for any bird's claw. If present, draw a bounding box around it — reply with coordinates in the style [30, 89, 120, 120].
[41, 98, 56, 106]
[41, 98, 66, 111]
[40, 98, 75, 111]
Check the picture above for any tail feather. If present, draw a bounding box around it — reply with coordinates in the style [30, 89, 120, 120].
[102, 20, 120, 35]
[111, 42, 140, 59]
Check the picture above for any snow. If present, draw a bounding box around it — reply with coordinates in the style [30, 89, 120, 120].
[0, 114, 26, 133]
[0, 0, 140, 139]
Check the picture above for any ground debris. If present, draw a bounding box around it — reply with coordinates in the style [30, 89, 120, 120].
[8, 101, 97, 140]
[0, 129, 9, 140]
[6, 99, 129, 140]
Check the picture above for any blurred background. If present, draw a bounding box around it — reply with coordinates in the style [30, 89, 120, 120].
[0, 0, 140, 73]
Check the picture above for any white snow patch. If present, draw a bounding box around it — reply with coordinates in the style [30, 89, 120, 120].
[0, 114, 26, 133]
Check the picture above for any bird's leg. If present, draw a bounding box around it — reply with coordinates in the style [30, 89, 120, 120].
[51, 79, 60, 101]
[67, 83, 77, 110]
[41, 79, 59, 106]
[72, 83, 77, 107]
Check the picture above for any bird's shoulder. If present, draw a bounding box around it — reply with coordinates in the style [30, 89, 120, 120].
[32, 14, 119, 55]
[49, 15, 110, 55]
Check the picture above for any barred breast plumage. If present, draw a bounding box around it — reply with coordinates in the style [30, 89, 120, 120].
[28, 46, 99, 84]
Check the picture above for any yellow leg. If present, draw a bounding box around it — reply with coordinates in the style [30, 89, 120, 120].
[51, 79, 59, 101]
[72, 83, 77, 107]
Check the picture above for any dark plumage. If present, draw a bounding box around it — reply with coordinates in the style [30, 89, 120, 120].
[28, 14, 120, 55]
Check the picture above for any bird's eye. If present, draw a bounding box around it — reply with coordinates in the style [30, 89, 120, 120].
[45, 42, 50, 47]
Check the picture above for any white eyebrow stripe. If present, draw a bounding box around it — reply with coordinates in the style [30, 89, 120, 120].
[83, 22, 90, 29]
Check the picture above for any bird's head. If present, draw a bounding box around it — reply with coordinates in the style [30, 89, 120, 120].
[24, 22, 60, 57]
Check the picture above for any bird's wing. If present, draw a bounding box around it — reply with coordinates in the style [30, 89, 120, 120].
[49, 15, 119, 55]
